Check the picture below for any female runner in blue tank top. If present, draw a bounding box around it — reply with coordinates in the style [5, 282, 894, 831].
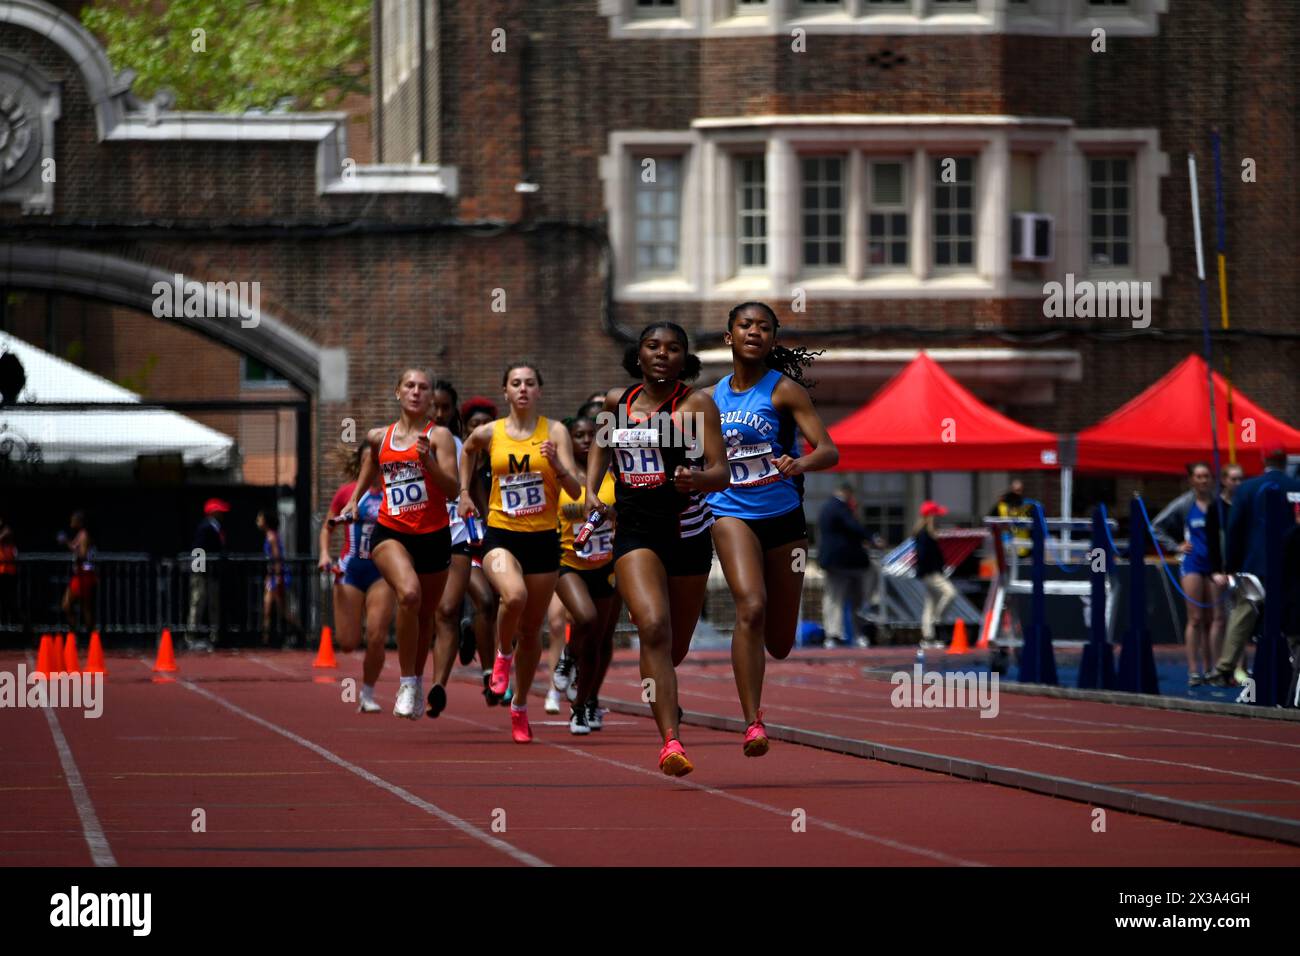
[707, 302, 840, 757]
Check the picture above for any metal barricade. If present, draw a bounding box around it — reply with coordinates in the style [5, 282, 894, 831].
[1, 552, 327, 645]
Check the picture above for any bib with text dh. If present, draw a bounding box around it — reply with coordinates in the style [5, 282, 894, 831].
[612, 428, 668, 488]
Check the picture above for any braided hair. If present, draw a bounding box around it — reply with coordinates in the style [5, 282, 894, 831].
[726, 301, 821, 389]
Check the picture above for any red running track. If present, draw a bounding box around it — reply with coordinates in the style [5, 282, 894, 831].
[597, 650, 1300, 840]
[1, 649, 1297, 867]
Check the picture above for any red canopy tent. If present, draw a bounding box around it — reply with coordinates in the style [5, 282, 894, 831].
[1075, 354, 1300, 475]
[826, 352, 1060, 471]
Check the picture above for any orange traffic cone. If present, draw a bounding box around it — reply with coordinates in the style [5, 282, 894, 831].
[976, 606, 992, 649]
[312, 626, 337, 669]
[63, 632, 81, 673]
[34, 634, 53, 679]
[85, 631, 106, 675]
[153, 627, 178, 675]
[946, 618, 970, 655]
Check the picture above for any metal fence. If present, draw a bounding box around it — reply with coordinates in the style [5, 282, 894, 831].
[1, 552, 326, 644]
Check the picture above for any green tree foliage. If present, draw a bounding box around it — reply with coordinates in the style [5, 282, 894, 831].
[81, 0, 370, 112]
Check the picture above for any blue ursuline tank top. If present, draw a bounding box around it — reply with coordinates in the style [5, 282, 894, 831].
[707, 368, 802, 519]
[1182, 498, 1209, 570]
[343, 490, 383, 568]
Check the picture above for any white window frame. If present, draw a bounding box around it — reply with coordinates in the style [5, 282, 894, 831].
[799, 153, 849, 275]
[931, 154, 978, 274]
[602, 0, 1164, 36]
[734, 152, 769, 275]
[605, 119, 1168, 303]
[865, 156, 911, 275]
[603, 132, 704, 298]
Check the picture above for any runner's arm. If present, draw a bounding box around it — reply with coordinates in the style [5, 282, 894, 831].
[774, 376, 838, 474]
[549, 420, 584, 499]
[679, 392, 730, 493]
[427, 426, 460, 500]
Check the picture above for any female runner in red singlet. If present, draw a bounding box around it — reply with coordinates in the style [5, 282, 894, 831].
[336, 367, 459, 720]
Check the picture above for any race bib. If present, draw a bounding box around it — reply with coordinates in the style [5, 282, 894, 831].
[573, 522, 614, 561]
[499, 472, 546, 517]
[727, 442, 780, 488]
[357, 496, 381, 559]
[612, 429, 666, 488]
[383, 461, 428, 514]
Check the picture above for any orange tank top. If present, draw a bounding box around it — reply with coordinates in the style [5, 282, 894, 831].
[376, 421, 450, 534]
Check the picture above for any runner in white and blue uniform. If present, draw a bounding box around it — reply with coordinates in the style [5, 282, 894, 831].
[706, 301, 840, 759]
[422, 380, 477, 718]
[335, 476, 394, 713]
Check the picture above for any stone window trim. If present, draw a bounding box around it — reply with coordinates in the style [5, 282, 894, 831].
[602, 118, 1168, 303]
[599, 0, 1165, 38]
[3, 0, 455, 197]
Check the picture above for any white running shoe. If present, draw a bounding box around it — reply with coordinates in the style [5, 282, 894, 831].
[552, 650, 575, 692]
[358, 693, 382, 714]
[394, 683, 418, 719]
[565, 673, 579, 703]
[544, 687, 562, 714]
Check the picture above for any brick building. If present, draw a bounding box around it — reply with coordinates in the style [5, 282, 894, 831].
[0, 0, 1296, 550]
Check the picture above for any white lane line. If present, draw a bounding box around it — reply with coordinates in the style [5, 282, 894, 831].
[23, 653, 117, 867]
[640, 676, 1300, 790]
[175, 678, 550, 867]
[445, 713, 985, 867]
[752, 668, 1300, 752]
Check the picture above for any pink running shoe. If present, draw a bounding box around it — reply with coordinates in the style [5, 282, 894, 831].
[658, 738, 693, 777]
[490, 651, 513, 696]
[510, 706, 532, 743]
[743, 710, 769, 757]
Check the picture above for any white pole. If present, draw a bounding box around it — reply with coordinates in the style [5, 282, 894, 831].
[1060, 464, 1073, 545]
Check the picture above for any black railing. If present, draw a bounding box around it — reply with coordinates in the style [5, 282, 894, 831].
[1, 552, 326, 645]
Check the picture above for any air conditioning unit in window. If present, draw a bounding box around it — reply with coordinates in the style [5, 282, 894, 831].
[1011, 212, 1054, 262]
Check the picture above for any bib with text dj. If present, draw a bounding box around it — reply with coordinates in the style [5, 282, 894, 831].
[727, 442, 780, 488]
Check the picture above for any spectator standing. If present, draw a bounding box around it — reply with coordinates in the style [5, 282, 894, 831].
[817, 483, 876, 648]
[258, 509, 302, 647]
[1207, 447, 1300, 686]
[1175, 463, 1216, 686]
[914, 501, 956, 650]
[1205, 463, 1243, 663]
[988, 479, 1031, 557]
[0, 516, 20, 639]
[1282, 504, 1300, 707]
[188, 498, 229, 651]
[59, 511, 95, 635]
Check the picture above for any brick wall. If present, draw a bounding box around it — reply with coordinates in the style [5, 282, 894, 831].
[3, 0, 1296, 523]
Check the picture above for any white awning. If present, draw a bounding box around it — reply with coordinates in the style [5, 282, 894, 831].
[0, 331, 235, 470]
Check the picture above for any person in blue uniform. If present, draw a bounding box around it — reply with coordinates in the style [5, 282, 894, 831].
[706, 302, 839, 758]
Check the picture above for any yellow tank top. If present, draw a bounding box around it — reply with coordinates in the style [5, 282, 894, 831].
[487, 416, 560, 532]
[559, 470, 617, 569]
